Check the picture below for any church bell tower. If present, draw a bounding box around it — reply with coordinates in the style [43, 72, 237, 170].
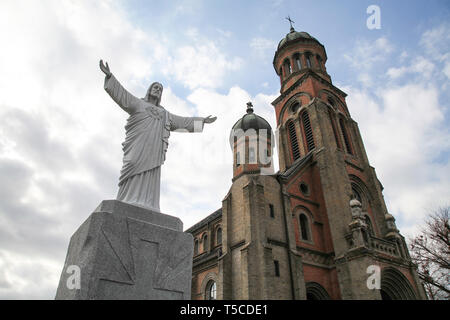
[271, 24, 427, 299]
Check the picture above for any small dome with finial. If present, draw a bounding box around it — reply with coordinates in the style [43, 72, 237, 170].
[277, 28, 320, 50]
[229, 102, 273, 147]
[276, 16, 321, 51]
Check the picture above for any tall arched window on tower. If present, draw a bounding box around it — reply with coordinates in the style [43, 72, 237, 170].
[299, 214, 311, 241]
[339, 118, 353, 155]
[294, 53, 302, 71]
[301, 111, 315, 152]
[328, 109, 342, 149]
[287, 120, 301, 161]
[316, 54, 323, 70]
[305, 53, 313, 68]
[283, 59, 292, 76]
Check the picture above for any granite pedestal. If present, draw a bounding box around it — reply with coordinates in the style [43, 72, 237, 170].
[55, 200, 193, 300]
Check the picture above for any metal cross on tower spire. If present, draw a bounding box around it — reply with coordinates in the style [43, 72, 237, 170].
[286, 16, 295, 31]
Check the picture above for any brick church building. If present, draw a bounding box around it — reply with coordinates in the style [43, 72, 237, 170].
[186, 27, 427, 300]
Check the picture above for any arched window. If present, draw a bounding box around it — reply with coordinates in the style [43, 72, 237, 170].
[305, 53, 313, 68]
[328, 110, 341, 149]
[339, 118, 353, 155]
[294, 53, 302, 70]
[194, 239, 199, 255]
[316, 54, 323, 70]
[283, 59, 292, 76]
[287, 120, 301, 161]
[206, 280, 217, 300]
[381, 268, 417, 300]
[327, 97, 335, 107]
[290, 102, 300, 113]
[216, 227, 222, 245]
[299, 214, 310, 241]
[202, 233, 208, 252]
[306, 282, 330, 300]
[301, 111, 315, 152]
[352, 187, 362, 203]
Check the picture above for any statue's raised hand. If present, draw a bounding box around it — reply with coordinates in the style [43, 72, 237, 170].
[203, 115, 217, 124]
[99, 59, 111, 78]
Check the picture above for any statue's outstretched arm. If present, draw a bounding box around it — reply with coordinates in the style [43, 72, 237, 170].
[169, 112, 217, 133]
[100, 59, 141, 115]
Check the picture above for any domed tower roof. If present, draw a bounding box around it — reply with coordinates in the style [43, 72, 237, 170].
[273, 25, 327, 74]
[229, 102, 272, 147]
[277, 28, 321, 51]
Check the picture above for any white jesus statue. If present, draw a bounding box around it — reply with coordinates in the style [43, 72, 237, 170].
[100, 60, 217, 212]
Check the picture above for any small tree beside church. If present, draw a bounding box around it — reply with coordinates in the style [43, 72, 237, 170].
[409, 207, 450, 300]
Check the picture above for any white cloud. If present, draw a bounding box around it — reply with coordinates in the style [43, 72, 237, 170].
[0, 250, 61, 299]
[163, 42, 243, 89]
[444, 62, 450, 81]
[387, 56, 435, 80]
[343, 37, 395, 87]
[386, 66, 408, 79]
[344, 37, 394, 70]
[250, 37, 277, 58]
[419, 23, 450, 82]
[342, 22, 450, 240]
[344, 83, 450, 238]
[420, 23, 450, 61]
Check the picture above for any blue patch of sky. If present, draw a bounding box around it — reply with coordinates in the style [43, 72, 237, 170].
[121, 0, 449, 102]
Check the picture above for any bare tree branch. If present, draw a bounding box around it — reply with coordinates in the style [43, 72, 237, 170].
[409, 207, 450, 300]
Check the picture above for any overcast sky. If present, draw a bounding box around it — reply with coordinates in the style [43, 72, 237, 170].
[0, 0, 449, 299]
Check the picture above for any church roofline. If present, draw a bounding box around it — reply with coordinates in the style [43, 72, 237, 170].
[278, 152, 314, 181]
[185, 208, 222, 234]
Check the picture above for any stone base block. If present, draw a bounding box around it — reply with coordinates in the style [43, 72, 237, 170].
[55, 200, 193, 300]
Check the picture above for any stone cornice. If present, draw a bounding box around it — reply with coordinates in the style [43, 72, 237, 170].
[287, 193, 320, 208]
[272, 70, 347, 107]
[267, 238, 288, 248]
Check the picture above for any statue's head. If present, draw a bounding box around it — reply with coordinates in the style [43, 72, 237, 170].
[144, 82, 163, 105]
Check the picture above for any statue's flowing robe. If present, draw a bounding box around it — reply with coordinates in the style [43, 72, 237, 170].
[104, 75, 204, 211]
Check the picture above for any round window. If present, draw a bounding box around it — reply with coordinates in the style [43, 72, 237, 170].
[299, 182, 309, 196]
[290, 102, 300, 113]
